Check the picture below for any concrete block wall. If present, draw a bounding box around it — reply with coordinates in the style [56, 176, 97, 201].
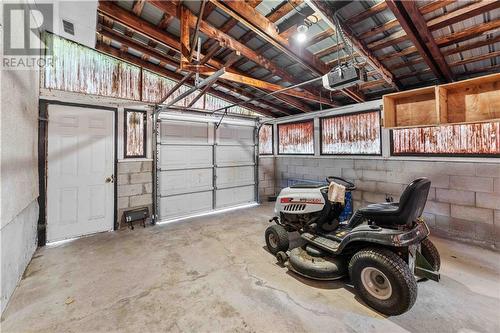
[258, 157, 276, 201]
[271, 156, 500, 249]
[117, 161, 153, 228]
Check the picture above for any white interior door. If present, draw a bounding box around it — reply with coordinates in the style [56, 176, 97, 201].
[47, 105, 114, 242]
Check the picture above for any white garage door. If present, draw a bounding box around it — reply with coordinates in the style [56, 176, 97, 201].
[157, 116, 257, 221]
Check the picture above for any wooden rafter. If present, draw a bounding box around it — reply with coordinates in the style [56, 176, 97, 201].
[344, 1, 388, 26]
[132, 0, 146, 16]
[267, 0, 303, 23]
[435, 18, 500, 47]
[97, 23, 292, 115]
[97, 1, 312, 111]
[157, 13, 175, 30]
[386, 0, 454, 82]
[357, 19, 399, 40]
[147, 1, 338, 107]
[208, 0, 354, 103]
[367, 30, 407, 52]
[148, 1, 314, 87]
[96, 41, 277, 117]
[314, 43, 344, 59]
[201, 0, 262, 52]
[442, 34, 500, 56]
[210, 0, 329, 74]
[309, 0, 398, 89]
[419, 0, 456, 15]
[449, 50, 500, 67]
[427, 1, 500, 31]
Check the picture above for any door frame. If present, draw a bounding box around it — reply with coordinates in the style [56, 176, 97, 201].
[38, 100, 118, 246]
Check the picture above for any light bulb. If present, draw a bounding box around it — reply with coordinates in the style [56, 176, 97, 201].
[296, 24, 308, 43]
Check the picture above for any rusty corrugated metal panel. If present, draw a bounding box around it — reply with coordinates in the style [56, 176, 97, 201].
[278, 121, 314, 154]
[43, 33, 141, 100]
[259, 124, 273, 154]
[393, 122, 500, 155]
[142, 70, 204, 108]
[321, 111, 381, 155]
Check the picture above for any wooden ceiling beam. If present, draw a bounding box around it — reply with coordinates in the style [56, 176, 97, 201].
[386, 0, 454, 82]
[357, 19, 400, 40]
[219, 72, 328, 106]
[132, 0, 146, 16]
[344, 1, 388, 26]
[157, 13, 175, 30]
[378, 46, 417, 62]
[367, 29, 408, 51]
[396, 68, 432, 80]
[314, 43, 344, 59]
[449, 50, 500, 67]
[442, 34, 500, 56]
[304, 28, 334, 47]
[98, 25, 179, 68]
[210, 0, 329, 74]
[211, 0, 355, 104]
[97, 23, 293, 115]
[148, 1, 312, 87]
[428, 1, 500, 31]
[267, 0, 303, 23]
[389, 57, 424, 71]
[434, 18, 500, 47]
[96, 41, 277, 117]
[419, 0, 456, 15]
[99, 1, 313, 111]
[310, 0, 398, 89]
[201, 0, 262, 52]
[455, 63, 500, 79]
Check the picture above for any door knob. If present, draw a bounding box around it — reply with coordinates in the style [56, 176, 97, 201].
[105, 175, 114, 183]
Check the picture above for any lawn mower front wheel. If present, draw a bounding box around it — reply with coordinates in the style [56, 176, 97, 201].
[265, 225, 289, 255]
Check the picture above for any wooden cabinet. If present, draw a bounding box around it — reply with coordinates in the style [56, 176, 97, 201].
[383, 73, 500, 128]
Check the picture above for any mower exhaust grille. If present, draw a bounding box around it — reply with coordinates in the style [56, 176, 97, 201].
[284, 204, 306, 212]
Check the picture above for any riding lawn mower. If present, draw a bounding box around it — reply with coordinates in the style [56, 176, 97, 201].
[265, 177, 440, 315]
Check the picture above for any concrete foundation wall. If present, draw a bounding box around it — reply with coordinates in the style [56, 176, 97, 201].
[0, 201, 38, 313]
[269, 156, 500, 249]
[1, 67, 40, 312]
[117, 161, 152, 228]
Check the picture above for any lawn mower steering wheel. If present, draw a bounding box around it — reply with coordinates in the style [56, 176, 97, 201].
[326, 176, 356, 191]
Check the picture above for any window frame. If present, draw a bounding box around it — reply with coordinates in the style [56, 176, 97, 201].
[319, 110, 383, 156]
[123, 109, 147, 159]
[389, 122, 500, 158]
[277, 120, 315, 156]
[258, 124, 274, 156]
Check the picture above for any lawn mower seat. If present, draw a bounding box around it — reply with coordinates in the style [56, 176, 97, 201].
[352, 178, 431, 227]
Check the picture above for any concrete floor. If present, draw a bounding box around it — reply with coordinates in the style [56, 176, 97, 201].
[2, 203, 500, 333]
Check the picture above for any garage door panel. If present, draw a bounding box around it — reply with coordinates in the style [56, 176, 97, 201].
[216, 145, 254, 167]
[216, 185, 255, 208]
[160, 120, 212, 144]
[159, 191, 213, 219]
[216, 124, 254, 145]
[216, 166, 254, 188]
[159, 145, 212, 169]
[159, 168, 213, 196]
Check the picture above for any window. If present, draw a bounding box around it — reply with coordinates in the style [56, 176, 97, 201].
[391, 121, 500, 157]
[321, 111, 381, 155]
[259, 124, 273, 155]
[124, 110, 147, 158]
[278, 120, 314, 155]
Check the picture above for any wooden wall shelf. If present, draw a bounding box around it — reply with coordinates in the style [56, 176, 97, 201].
[383, 73, 500, 128]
